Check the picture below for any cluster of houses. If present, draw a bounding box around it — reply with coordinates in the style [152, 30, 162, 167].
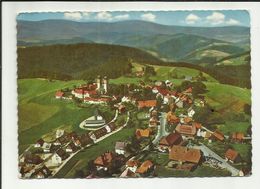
[30, 75, 250, 178]
[55, 76, 111, 104]
[19, 121, 119, 179]
[89, 141, 156, 178]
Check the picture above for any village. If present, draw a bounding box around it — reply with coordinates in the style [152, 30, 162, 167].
[18, 71, 251, 178]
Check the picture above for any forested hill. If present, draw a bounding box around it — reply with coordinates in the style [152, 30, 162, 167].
[17, 43, 162, 80]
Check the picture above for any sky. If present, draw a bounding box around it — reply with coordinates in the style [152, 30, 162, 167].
[17, 10, 250, 27]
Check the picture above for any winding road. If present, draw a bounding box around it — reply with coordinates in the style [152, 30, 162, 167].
[191, 143, 240, 176]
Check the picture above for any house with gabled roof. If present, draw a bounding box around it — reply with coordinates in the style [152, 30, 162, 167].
[225, 149, 242, 163]
[125, 160, 140, 173]
[135, 128, 151, 139]
[94, 151, 114, 170]
[55, 91, 64, 99]
[211, 130, 225, 142]
[78, 133, 93, 147]
[56, 148, 69, 160]
[169, 145, 202, 165]
[115, 141, 127, 155]
[136, 160, 154, 175]
[137, 100, 157, 109]
[159, 132, 183, 151]
[31, 165, 52, 179]
[175, 123, 196, 138]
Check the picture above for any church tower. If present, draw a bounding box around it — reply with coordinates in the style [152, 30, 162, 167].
[102, 76, 108, 93]
[96, 75, 101, 90]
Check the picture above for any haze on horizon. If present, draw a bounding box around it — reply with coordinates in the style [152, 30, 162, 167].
[17, 10, 250, 27]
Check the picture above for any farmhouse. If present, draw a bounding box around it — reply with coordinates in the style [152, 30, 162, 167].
[34, 138, 45, 148]
[115, 141, 127, 155]
[78, 133, 93, 147]
[92, 127, 108, 140]
[55, 91, 64, 99]
[136, 160, 154, 175]
[175, 124, 196, 138]
[66, 142, 79, 153]
[137, 100, 157, 109]
[231, 132, 245, 142]
[31, 165, 52, 179]
[94, 151, 114, 170]
[72, 88, 97, 99]
[225, 149, 242, 163]
[169, 145, 202, 165]
[159, 132, 183, 151]
[24, 154, 43, 165]
[125, 160, 140, 173]
[135, 129, 151, 139]
[167, 111, 179, 124]
[56, 148, 69, 160]
[108, 122, 117, 131]
[211, 130, 225, 141]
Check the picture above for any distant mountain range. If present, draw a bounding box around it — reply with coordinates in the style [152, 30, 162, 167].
[17, 19, 250, 64]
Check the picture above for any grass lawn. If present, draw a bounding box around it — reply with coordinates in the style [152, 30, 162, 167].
[155, 164, 231, 177]
[54, 126, 136, 178]
[142, 152, 169, 166]
[205, 82, 251, 110]
[217, 121, 251, 135]
[231, 143, 252, 162]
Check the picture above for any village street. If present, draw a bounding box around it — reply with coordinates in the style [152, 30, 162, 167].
[152, 112, 168, 145]
[191, 143, 240, 176]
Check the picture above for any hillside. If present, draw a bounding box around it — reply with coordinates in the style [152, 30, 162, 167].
[17, 20, 249, 63]
[17, 43, 162, 80]
[17, 20, 250, 43]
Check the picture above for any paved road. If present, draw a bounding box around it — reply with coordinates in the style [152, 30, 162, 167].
[53, 111, 129, 177]
[143, 112, 169, 151]
[191, 143, 240, 176]
[153, 112, 169, 145]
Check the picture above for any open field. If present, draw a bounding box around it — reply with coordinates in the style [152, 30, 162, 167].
[18, 79, 109, 153]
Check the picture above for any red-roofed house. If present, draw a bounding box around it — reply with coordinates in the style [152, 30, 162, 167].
[175, 124, 197, 138]
[55, 91, 64, 99]
[137, 100, 157, 109]
[94, 152, 114, 170]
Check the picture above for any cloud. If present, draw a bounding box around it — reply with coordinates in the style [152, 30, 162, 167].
[185, 13, 201, 24]
[114, 14, 129, 20]
[226, 18, 240, 25]
[141, 13, 156, 22]
[82, 12, 90, 18]
[95, 12, 112, 21]
[206, 12, 225, 25]
[64, 12, 82, 21]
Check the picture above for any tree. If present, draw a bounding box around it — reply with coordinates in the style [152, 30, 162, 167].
[74, 169, 85, 178]
[192, 81, 207, 98]
[144, 65, 156, 76]
[244, 104, 251, 115]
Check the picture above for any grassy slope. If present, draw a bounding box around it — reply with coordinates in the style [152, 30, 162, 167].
[110, 63, 218, 85]
[18, 79, 91, 153]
